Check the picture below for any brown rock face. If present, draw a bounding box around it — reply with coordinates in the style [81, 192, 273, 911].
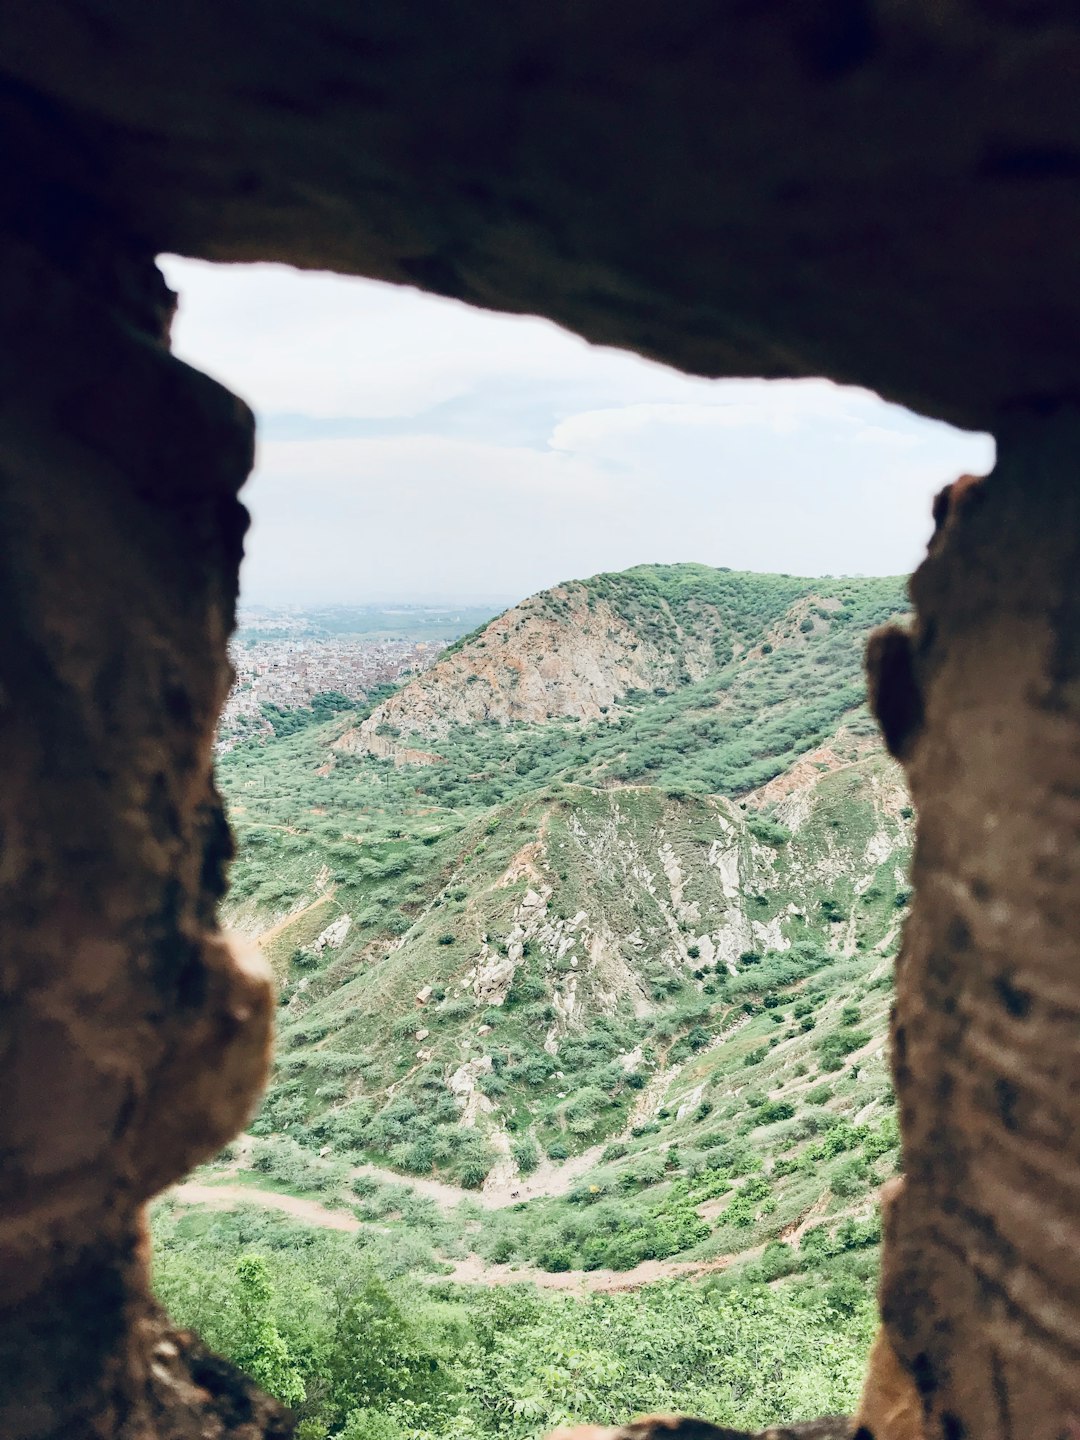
[2, 3, 1080, 429]
[863, 414, 1080, 1438]
[2, 3, 1080, 1439]
[343, 581, 716, 755]
[0, 237, 282, 1433]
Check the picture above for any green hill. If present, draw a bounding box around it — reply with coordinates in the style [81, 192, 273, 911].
[152, 564, 911, 1437]
[207, 564, 908, 1217]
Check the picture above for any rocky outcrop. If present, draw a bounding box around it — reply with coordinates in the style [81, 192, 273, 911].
[309, 915, 351, 953]
[345, 583, 699, 750]
[0, 234, 280, 1435]
[333, 727, 444, 767]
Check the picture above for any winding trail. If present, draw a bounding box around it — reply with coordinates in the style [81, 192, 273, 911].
[349, 1067, 685, 1213]
[171, 1181, 361, 1232]
[166, 1178, 874, 1295]
[167, 1179, 754, 1291]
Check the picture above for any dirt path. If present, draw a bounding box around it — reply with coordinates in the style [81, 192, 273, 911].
[351, 1146, 616, 1211]
[348, 1068, 676, 1213]
[169, 1179, 876, 1295]
[169, 1180, 756, 1292]
[255, 889, 335, 949]
[209, 1010, 748, 1217]
[171, 1182, 361, 1232]
[353, 1107, 661, 1213]
[351, 1162, 489, 1210]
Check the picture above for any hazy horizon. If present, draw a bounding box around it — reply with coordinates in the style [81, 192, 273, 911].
[163, 257, 996, 606]
[235, 554, 916, 614]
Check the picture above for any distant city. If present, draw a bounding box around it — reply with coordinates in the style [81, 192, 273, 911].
[217, 602, 502, 749]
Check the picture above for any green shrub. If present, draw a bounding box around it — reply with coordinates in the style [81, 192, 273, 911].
[747, 816, 791, 846]
[756, 1099, 795, 1125]
[830, 1157, 869, 1198]
[511, 1137, 540, 1174]
[816, 1029, 870, 1071]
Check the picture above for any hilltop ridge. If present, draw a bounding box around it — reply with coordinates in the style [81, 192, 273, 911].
[337, 566, 907, 769]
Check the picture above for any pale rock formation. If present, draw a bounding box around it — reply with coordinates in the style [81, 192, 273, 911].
[309, 914, 351, 952]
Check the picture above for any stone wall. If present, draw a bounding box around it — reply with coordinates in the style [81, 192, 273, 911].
[2, 3, 1080, 1437]
[0, 235, 282, 1435]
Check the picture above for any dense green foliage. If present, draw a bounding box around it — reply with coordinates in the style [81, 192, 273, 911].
[153, 1207, 877, 1438]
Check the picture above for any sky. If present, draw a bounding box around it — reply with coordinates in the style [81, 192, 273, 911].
[161, 257, 995, 607]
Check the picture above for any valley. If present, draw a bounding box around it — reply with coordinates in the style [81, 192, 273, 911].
[153, 563, 911, 1439]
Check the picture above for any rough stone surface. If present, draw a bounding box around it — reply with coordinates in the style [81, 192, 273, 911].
[349, 582, 721, 748]
[1, 3, 1080, 430]
[866, 421, 1080, 1437]
[0, 235, 281, 1435]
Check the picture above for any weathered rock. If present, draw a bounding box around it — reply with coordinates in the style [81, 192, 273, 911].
[309, 914, 351, 952]
[353, 584, 707, 748]
[0, 235, 279, 1435]
[863, 415, 1080, 1438]
[4, 5, 1080, 431]
[473, 950, 518, 1005]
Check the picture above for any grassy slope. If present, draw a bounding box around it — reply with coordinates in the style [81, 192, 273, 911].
[206, 565, 911, 1279]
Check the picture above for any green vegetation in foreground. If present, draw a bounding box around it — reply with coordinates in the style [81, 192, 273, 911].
[153, 1205, 876, 1439]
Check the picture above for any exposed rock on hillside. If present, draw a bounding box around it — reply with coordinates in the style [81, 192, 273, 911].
[216, 565, 914, 1199]
[254, 753, 910, 1181]
[338, 576, 728, 753]
[332, 567, 908, 788]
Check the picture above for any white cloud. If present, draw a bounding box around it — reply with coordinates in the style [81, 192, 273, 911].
[162, 257, 714, 420]
[161, 257, 995, 603]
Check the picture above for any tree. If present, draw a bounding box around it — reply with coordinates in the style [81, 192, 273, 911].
[325, 1272, 452, 1430]
[232, 1255, 306, 1407]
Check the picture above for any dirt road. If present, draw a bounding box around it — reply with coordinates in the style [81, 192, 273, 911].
[168, 1179, 752, 1291]
[170, 1181, 361, 1232]
[168, 1176, 874, 1295]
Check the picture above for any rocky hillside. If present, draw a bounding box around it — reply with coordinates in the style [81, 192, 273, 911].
[196, 561, 913, 1292]
[336, 584, 676, 754]
[336, 564, 906, 764]
[253, 747, 909, 1189]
